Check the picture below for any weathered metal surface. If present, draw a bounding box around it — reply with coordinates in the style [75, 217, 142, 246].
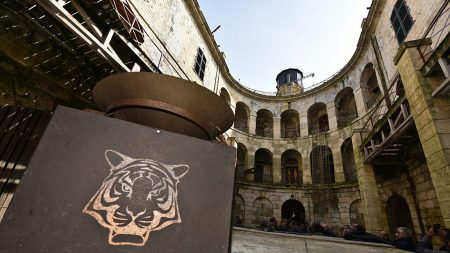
[0, 106, 236, 252]
[93, 72, 234, 140]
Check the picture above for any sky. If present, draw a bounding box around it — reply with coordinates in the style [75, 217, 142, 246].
[197, 0, 372, 92]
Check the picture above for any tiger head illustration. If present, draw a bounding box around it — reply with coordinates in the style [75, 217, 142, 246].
[83, 150, 189, 246]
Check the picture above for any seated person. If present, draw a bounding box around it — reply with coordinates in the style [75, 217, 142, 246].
[392, 227, 415, 252]
[343, 224, 390, 244]
[267, 217, 277, 232]
[417, 227, 450, 253]
[322, 223, 336, 237]
[379, 230, 391, 242]
[341, 225, 352, 238]
[276, 218, 290, 232]
[309, 222, 325, 236]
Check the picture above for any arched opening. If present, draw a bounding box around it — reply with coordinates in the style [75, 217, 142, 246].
[254, 149, 273, 184]
[281, 199, 305, 225]
[310, 146, 335, 184]
[233, 194, 245, 226]
[349, 199, 365, 227]
[386, 194, 415, 240]
[341, 138, 357, 182]
[281, 110, 300, 138]
[360, 63, 381, 109]
[308, 103, 329, 135]
[220, 87, 231, 105]
[255, 109, 273, 138]
[236, 143, 247, 180]
[234, 102, 249, 132]
[281, 149, 302, 186]
[252, 197, 273, 224]
[335, 87, 358, 128]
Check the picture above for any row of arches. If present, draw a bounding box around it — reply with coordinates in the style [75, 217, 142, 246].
[231, 91, 357, 137]
[234, 193, 414, 236]
[233, 195, 364, 227]
[236, 138, 357, 185]
[221, 62, 382, 137]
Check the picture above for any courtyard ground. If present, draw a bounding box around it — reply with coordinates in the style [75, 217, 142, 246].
[231, 227, 409, 253]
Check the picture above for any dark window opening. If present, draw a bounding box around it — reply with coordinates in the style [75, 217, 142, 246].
[194, 48, 207, 80]
[390, 0, 413, 44]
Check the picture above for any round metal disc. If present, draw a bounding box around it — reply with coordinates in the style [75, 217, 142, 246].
[93, 72, 234, 140]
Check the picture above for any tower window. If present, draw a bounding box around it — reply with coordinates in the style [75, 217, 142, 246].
[194, 48, 207, 81]
[390, 0, 413, 44]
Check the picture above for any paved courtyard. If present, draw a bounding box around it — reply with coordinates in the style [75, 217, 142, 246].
[231, 228, 408, 253]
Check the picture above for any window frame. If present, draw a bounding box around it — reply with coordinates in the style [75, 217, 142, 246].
[390, 0, 414, 44]
[194, 48, 207, 81]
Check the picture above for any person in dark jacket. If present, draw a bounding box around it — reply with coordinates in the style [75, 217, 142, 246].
[343, 224, 390, 244]
[417, 227, 450, 253]
[392, 227, 416, 252]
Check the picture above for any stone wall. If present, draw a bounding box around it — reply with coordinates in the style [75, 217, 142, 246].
[377, 161, 444, 237]
[237, 183, 361, 228]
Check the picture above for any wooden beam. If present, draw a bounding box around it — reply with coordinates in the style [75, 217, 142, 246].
[364, 116, 413, 163]
[432, 75, 450, 97]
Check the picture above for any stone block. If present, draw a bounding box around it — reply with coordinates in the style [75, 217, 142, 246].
[422, 135, 445, 158]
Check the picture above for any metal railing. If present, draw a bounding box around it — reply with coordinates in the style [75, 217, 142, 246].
[237, 67, 345, 97]
[418, 0, 450, 64]
[360, 76, 403, 142]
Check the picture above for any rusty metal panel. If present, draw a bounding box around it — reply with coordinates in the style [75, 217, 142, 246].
[0, 106, 236, 253]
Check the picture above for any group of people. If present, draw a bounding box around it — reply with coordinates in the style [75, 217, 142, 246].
[254, 217, 450, 252]
[344, 224, 450, 252]
[257, 217, 342, 237]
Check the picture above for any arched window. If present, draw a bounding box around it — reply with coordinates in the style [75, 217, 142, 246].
[234, 102, 249, 132]
[310, 146, 335, 184]
[254, 149, 273, 183]
[281, 110, 300, 138]
[360, 63, 381, 109]
[281, 149, 302, 186]
[390, 0, 413, 44]
[252, 197, 273, 224]
[341, 138, 357, 182]
[236, 143, 247, 180]
[349, 199, 365, 227]
[220, 88, 230, 105]
[308, 103, 329, 135]
[386, 194, 415, 239]
[255, 109, 273, 138]
[335, 88, 358, 128]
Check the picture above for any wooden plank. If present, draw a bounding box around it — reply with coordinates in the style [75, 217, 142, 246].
[432, 74, 450, 97]
[364, 116, 414, 164]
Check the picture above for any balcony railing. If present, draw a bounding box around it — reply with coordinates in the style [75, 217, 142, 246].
[360, 76, 403, 142]
[418, 0, 450, 64]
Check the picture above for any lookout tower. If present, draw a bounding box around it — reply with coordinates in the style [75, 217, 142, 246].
[276, 68, 304, 96]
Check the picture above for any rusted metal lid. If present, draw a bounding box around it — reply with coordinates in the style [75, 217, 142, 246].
[93, 72, 234, 140]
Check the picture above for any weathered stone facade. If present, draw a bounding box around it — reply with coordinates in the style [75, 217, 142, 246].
[0, 0, 449, 241]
